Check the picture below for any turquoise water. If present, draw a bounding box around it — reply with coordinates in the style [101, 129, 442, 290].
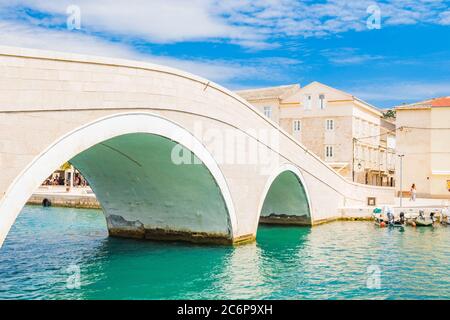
[0, 206, 449, 300]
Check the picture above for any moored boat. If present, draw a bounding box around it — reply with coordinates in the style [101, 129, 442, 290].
[415, 210, 434, 227]
[387, 211, 406, 228]
[372, 207, 387, 227]
[389, 212, 406, 228]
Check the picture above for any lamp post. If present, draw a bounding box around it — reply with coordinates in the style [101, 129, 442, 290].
[352, 138, 356, 182]
[398, 154, 404, 207]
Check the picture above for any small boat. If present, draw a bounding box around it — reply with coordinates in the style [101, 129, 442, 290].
[389, 212, 406, 228]
[373, 206, 403, 228]
[372, 207, 387, 227]
[414, 211, 434, 227]
[373, 215, 387, 227]
[385, 210, 405, 228]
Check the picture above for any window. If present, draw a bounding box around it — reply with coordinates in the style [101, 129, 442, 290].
[326, 119, 334, 131]
[263, 106, 272, 119]
[387, 136, 396, 149]
[370, 124, 376, 138]
[319, 94, 326, 109]
[364, 147, 369, 161]
[304, 94, 312, 110]
[372, 124, 378, 143]
[356, 119, 362, 137]
[293, 120, 301, 132]
[325, 145, 334, 159]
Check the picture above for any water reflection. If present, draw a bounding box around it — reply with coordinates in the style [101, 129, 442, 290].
[257, 225, 311, 299]
[217, 243, 267, 299]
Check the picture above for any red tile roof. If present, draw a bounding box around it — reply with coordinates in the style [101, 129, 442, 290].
[430, 97, 450, 107]
[396, 96, 450, 109]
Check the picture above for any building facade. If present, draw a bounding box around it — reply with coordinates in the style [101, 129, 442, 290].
[237, 82, 396, 186]
[395, 97, 450, 198]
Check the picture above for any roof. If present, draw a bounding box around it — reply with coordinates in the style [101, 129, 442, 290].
[313, 81, 382, 114]
[235, 84, 300, 101]
[284, 81, 383, 116]
[395, 97, 450, 110]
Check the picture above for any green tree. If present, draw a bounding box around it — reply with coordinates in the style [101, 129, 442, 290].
[60, 162, 72, 171]
[382, 109, 396, 119]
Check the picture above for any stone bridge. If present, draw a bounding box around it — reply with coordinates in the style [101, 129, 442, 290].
[0, 47, 394, 247]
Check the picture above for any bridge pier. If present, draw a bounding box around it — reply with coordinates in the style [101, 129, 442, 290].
[106, 213, 255, 245]
[106, 214, 235, 245]
[259, 215, 311, 226]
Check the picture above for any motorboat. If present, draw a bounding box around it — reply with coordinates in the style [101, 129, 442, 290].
[389, 212, 406, 228]
[372, 207, 387, 227]
[414, 210, 434, 227]
[373, 206, 403, 228]
[373, 215, 387, 227]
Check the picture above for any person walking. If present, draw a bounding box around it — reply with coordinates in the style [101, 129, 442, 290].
[410, 183, 417, 202]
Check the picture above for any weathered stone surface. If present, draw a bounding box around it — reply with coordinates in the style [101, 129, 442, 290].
[106, 214, 146, 239]
[144, 228, 231, 245]
[259, 214, 311, 226]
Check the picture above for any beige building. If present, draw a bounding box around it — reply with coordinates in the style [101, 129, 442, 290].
[237, 81, 396, 186]
[395, 97, 450, 198]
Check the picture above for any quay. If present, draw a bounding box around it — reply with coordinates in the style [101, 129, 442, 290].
[27, 187, 448, 225]
[27, 186, 100, 209]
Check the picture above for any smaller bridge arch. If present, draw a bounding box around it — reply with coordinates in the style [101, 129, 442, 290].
[257, 164, 313, 227]
[0, 112, 238, 246]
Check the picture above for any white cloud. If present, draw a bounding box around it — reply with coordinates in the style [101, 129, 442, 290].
[0, 0, 448, 49]
[213, 0, 449, 39]
[0, 0, 266, 48]
[439, 10, 450, 25]
[0, 20, 299, 85]
[0, 20, 141, 59]
[350, 81, 450, 105]
[321, 48, 384, 65]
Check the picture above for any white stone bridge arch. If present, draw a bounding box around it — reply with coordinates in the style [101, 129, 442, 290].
[0, 47, 394, 247]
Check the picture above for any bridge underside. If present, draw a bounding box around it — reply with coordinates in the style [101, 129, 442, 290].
[260, 171, 311, 226]
[70, 133, 233, 244]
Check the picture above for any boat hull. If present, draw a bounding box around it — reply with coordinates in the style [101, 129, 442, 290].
[415, 220, 433, 226]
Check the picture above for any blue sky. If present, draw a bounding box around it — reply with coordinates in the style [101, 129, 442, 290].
[0, 0, 449, 108]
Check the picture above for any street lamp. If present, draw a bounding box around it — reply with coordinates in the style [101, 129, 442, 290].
[398, 154, 405, 207]
[352, 138, 356, 182]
